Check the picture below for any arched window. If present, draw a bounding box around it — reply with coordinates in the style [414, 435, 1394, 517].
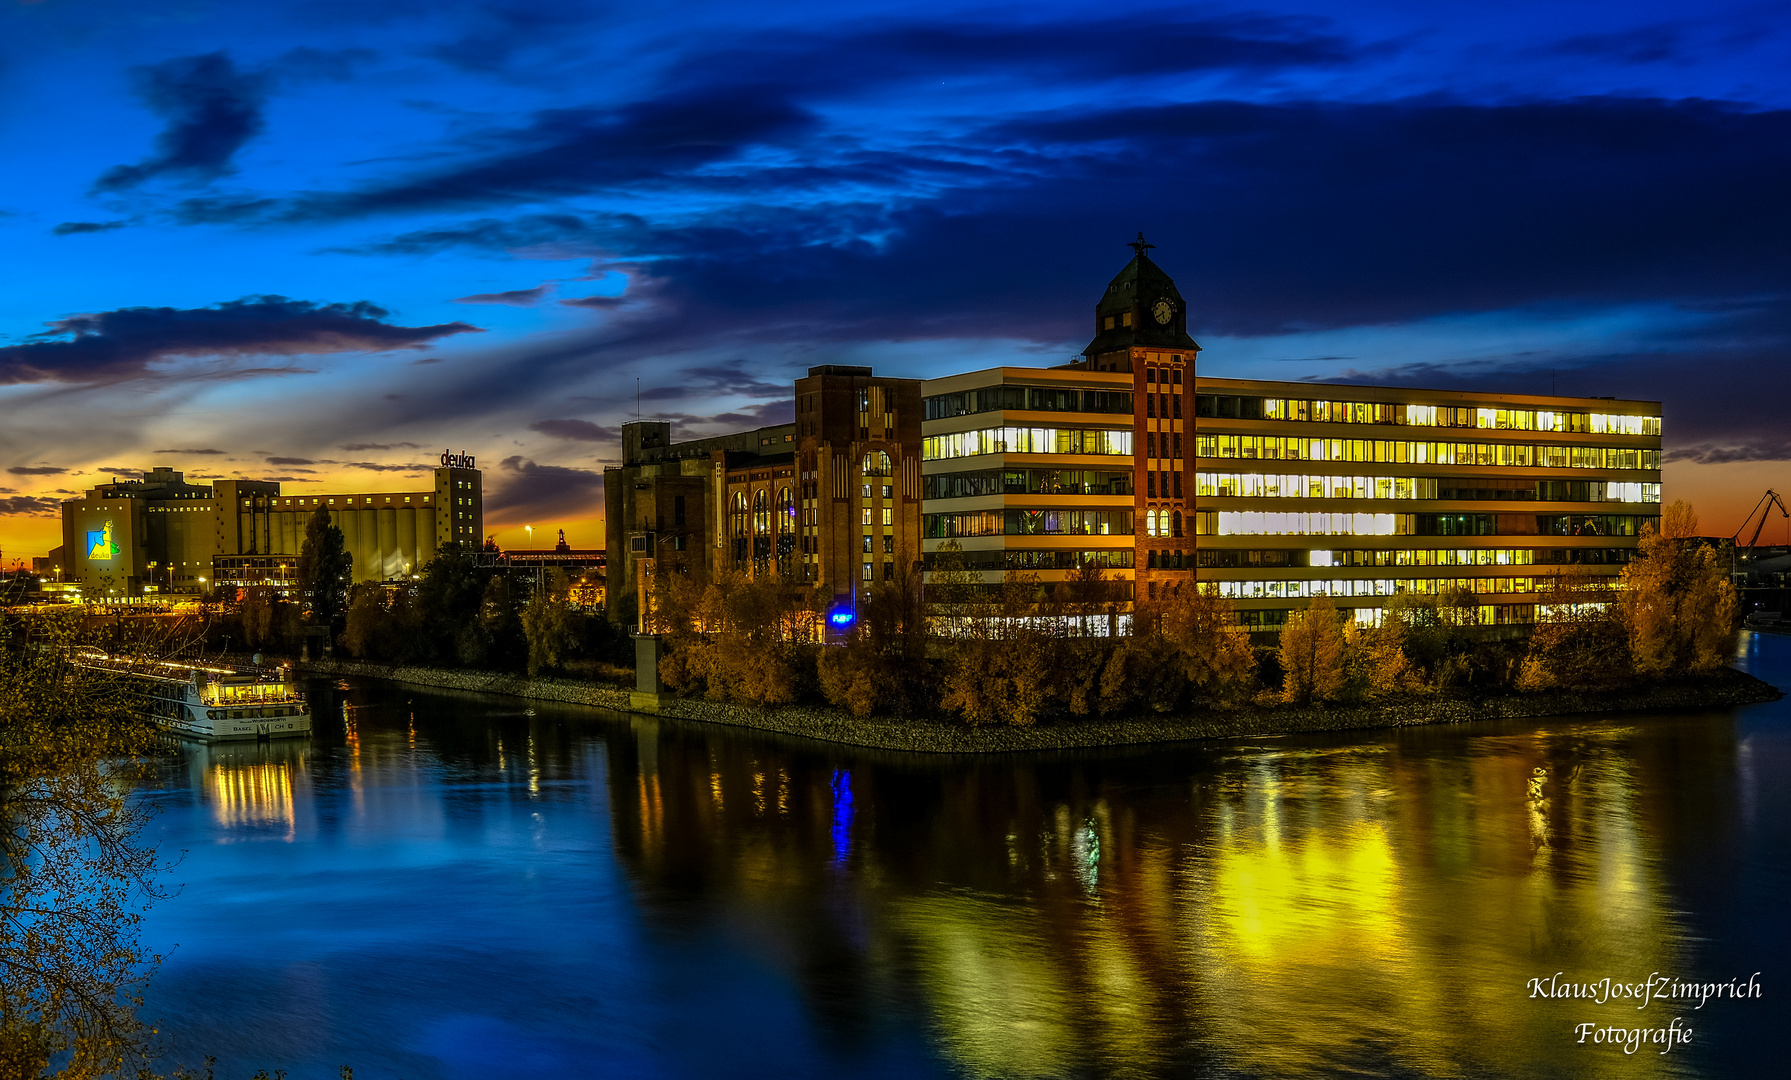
[862, 451, 892, 476]
[730, 491, 748, 537]
[1146, 509, 1159, 537]
[777, 487, 794, 529]
[753, 490, 770, 535]
[1172, 510, 1183, 538]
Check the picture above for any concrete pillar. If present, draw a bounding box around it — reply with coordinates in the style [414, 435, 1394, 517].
[378, 506, 398, 580]
[397, 508, 417, 575]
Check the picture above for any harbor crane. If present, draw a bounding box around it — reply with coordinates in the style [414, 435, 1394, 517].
[1732, 489, 1790, 554]
[1731, 491, 1791, 625]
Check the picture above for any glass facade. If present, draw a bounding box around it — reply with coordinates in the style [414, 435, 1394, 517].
[1196, 434, 1660, 470]
[924, 427, 1133, 460]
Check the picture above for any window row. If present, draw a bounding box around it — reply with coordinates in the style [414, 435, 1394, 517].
[1196, 511, 1660, 537]
[924, 386, 1135, 420]
[1199, 395, 1660, 434]
[1215, 576, 1581, 600]
[1235, 605, 1540, 630]
[1198, 546, 1635, 569]
[1195, 434, 1661, 470]
[922, 468, 1134, 500]
[923, 427, 1134, 461]
[923, 509, 1133, 538]
[923, 548, 1135, 571]
[1197, 472, 1661, 503]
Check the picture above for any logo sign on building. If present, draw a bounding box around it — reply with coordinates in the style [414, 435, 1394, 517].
[440, 449, 477, 469]
[87, 520, 120, 561]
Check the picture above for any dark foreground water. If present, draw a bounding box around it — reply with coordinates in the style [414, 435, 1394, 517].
[139, 636, 1791, 1079]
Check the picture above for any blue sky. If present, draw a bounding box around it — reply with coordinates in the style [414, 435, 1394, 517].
[3, 0, 1790, 559]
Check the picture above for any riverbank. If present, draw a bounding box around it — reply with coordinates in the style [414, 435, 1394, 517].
[292, 656, 1784, 754]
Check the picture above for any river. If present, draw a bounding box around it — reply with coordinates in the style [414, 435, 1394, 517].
[139, 634, 1791, 1078]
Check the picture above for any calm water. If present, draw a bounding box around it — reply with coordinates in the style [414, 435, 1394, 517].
[138, 636, 1791, 1079]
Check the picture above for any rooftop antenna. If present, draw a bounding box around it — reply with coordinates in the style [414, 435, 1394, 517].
[637, 378, 641, 422]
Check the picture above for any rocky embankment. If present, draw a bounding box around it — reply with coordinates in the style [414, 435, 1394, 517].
[292, 657, 1783, 754]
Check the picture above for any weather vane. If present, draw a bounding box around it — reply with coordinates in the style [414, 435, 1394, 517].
[1128, 231, 1155, 258]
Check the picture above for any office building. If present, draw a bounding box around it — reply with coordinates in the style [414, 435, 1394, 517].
[918, 240, 1663, 629]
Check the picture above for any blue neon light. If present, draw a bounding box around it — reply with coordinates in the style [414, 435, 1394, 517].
[828, 608, 855, 627]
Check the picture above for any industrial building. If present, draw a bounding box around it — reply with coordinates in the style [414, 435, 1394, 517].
[58, 461, 483, 597]
[606, 365, 923, 626]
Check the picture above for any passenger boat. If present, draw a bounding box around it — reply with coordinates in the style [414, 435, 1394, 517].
[74, 653, 312, 741]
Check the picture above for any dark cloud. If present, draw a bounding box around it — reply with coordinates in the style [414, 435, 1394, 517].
[639, 360, 786, 402]
[1551, 26, 1683, 65]
[0, 495, 60, 516]
[0, 296, 480, 385]
[1665, 442, 1791, 465]
[171, 196, 280, 224]
[264, 456, 315, 465]
[262, 476, 319, 483]
[485, 455, 603, 523]
[267, 46, 378, 84]
[286, 90, 815, 219]
[341, 442, 422, 451]
[528, 419, 616, 442]
[342, 462, 431, 472]
[94, 52, 267, 191]
[560, 294, 626, 309]
[8, 466, 66, 475]
[411, 357, 444, 365]
[95, 467, 144, 477]
[455, 285, 550, 306]
[53, 221, 128, 236]
[156, 447, 226, 454]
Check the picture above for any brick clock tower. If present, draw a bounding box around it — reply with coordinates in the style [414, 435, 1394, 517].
[1079, 234, 1200, 601]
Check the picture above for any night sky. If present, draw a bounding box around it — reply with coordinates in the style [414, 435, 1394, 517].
[4, 0, 1790, 564]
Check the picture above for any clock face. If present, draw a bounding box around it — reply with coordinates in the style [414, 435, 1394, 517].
[1152, 300, 1173, 325]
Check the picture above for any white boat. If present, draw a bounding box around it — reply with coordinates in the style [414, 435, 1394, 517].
[77, 654, 312, 741]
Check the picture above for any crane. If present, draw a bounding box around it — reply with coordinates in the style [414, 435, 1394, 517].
[1732, 490, 1790, 553]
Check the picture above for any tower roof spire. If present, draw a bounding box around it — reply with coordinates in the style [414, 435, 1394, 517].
[1127, 231, 1156, 259]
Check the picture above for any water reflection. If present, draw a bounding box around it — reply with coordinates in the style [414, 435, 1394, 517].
[602, 714, 1740, 1078]
[182, 739, 304, 834]
[142, 646, 1782, 1079]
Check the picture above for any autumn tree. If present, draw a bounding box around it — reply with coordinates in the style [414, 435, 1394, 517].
[1342, 601, 1425, 700]
[1518, 567, 1628, 690]
[522, 569, 580, 678]
[1158, 583, 1256, 702]
[0, 614, 167, 1078]
[1279, 594, 1347, 705]
[817, 560, 929, 716]
[665, 569, 810, 705]
[938, 571, 1058, 726]
[1620, 501, 1738, 675]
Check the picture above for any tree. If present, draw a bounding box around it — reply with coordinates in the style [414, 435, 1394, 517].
[1520, 567, 1628, 690]
[296, 505, 351, 637]
[1620, 501, 1738, 675]
[817, 561, 929, 717]
[938, 571, 1056, 726]
[0, 614, 166, 1078]
[1279, 594, 1346, 705]
[521, 569, 579, 678]
[1346, 604, 1421, 700]
[339, 583, 389, 660]
[1158, 584, 1256, 702]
